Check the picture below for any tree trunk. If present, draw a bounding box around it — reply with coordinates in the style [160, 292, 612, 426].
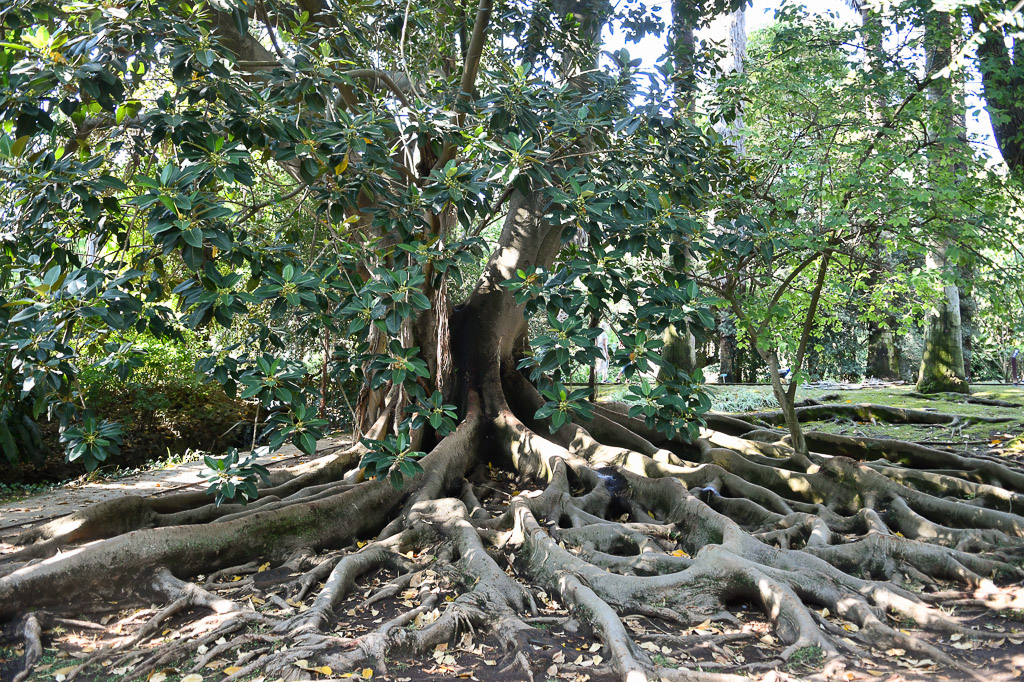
[917, 275, 969, 394]
[658, 1, 700, 380]
[767, 352, 807, 455]
[915, 10, 969, 395]
[662, 323, 697, 377]
[718, 312, 737, 383]
[959, 273, 977, 380]
[866, 322, 899, 380]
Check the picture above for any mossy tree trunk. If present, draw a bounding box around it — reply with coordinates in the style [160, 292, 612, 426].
[917, 275, 969, 394]
[915, 11, 969, 395]
[866, 321, 900, 380]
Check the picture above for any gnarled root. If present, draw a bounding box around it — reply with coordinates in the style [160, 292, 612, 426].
[2, 374, 1024, 681]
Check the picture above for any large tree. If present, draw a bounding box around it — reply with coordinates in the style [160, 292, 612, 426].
[2, 1, 1024, 681]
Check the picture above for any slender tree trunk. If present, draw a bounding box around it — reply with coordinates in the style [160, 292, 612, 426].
[767, 352, 807, 454]
[959, 272, 977, 379]
[718, 312, 736, 383]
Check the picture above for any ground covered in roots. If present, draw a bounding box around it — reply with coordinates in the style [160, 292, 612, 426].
[4, 385, 1024, 682]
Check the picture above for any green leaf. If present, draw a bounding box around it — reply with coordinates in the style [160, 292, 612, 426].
[182, 228, 204, 248]
[298, 431, 317, 455]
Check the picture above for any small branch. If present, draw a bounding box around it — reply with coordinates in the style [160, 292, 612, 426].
[435, 0, 494, 170]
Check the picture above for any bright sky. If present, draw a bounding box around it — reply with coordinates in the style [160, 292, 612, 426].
[603, 0, 1003, 163]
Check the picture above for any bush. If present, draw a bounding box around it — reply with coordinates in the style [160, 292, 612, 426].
[79, 334, 253, 456]
[0, 332, 254, 484]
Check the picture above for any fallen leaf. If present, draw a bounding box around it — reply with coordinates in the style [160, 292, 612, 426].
[181, 676, 204, 682]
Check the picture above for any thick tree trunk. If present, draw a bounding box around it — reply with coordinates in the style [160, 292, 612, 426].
[662, 323, 698, 377]
[659, 2, 700, 381]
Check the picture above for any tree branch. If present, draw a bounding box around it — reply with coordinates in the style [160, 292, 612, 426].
[434, 0, 494, 170]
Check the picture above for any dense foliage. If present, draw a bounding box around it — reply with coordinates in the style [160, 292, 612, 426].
[0, 0, 741, 496]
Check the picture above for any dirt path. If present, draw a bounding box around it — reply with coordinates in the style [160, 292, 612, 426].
[0, 436, 351, 549]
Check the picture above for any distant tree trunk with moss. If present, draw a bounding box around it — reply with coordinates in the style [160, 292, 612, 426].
[866, 321, 900, 380]
[916, 10, 969, 395]
[917, 270, 968, 393]
[717, 310, 738, 382]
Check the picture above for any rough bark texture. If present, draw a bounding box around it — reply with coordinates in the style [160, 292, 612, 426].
[663, 323, 698, 376]
[718, 312, 738, 383]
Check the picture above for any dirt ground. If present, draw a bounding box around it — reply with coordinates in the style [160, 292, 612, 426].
[3, 386, 1024, 682]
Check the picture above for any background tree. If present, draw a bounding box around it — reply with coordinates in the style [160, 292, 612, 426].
[699, 8, 1013, 446]
[915, 6, 970, 394]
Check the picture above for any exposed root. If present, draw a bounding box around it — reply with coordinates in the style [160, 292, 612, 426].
[11, 613, 41, 682]
[722, 402, 1016, 427]
[3, 377, 1024, 681]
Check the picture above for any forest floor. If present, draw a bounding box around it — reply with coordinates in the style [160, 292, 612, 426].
[2, 386, 1024, 682]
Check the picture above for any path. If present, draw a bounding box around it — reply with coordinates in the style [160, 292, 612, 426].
[0, 435, 352, 548]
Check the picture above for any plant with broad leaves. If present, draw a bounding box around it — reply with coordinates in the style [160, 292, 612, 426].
[366, 341, 431, 389]
[253, 262, 321, 312]
[265, 403, 329, 455]
[59, 411, 123, 472]
[404, 390, 458, 436]
[534, 382, 594, 432]
[501, 267, 547, 304]
[238, 355, 307, 406]
[359, 432, 426, 490]
[204, 448, 271, 506]
[625, 377, 709, 440]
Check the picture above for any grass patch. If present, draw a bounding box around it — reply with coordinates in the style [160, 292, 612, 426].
[785, 645, 824, 672]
